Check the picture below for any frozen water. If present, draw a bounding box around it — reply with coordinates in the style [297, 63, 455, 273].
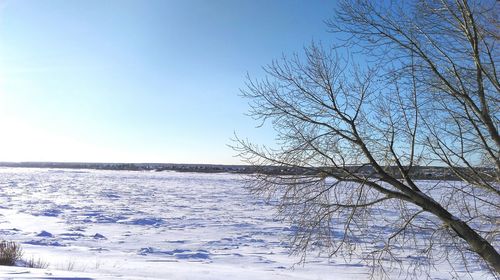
[0, 168, 494, 279]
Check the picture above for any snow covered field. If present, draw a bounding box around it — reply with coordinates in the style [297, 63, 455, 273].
[0, 168, 494, 279]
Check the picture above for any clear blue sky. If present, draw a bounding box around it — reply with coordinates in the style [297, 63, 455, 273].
[0, 0, 337, 164]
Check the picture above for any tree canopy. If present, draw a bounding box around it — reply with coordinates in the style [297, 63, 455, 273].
[235, 0, 499, 277]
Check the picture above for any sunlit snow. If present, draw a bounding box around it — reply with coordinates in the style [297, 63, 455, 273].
[0, 168, 494, 279]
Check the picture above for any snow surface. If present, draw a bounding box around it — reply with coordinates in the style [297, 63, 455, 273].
[0, 168, 494, 279]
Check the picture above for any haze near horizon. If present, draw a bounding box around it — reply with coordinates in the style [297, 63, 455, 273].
[0, 0, 336, 164]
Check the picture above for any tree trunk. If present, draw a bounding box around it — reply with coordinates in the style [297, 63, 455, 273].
[414, 193, 500, 273]
[449, 218, 500, 273]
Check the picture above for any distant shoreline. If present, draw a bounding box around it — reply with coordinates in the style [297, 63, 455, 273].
[0, 161, 473, 180]
[0, 161, 255, 174]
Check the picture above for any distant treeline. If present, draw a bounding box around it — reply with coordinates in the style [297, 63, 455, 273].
[0, 161, 485, 180]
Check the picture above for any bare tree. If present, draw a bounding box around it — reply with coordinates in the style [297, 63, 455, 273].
[234, 0, 499, 278]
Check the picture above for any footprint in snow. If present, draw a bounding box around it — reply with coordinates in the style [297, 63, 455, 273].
[36, 230, 54, 238]
[93, 233, 107, 239]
